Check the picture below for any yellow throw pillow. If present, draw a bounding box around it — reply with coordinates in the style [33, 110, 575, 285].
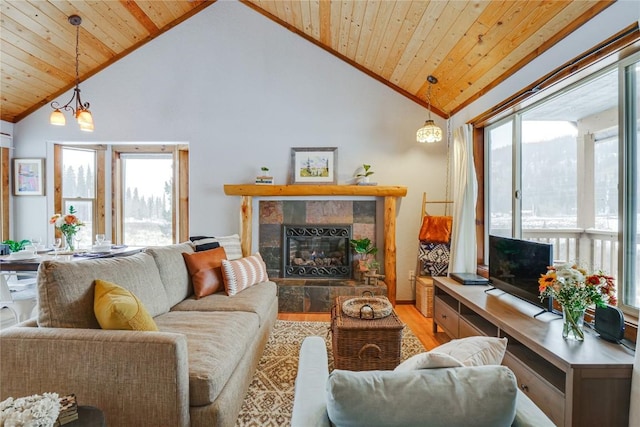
[94, 279, 158, 331]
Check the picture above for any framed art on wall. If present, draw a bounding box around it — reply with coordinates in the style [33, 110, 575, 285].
[13, 158, 45, 196]
[289, 147, 338, 184]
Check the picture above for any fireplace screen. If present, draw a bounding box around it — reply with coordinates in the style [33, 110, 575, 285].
[282, 225, 352, 278]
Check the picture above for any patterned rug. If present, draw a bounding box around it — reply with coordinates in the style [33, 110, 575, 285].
[235, 320, 426, 427]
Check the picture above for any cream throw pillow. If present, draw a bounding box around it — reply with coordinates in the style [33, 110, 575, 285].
[94, 279, 158, 331]
[394, 351, 464, 371]
[429, 336, 508, 366]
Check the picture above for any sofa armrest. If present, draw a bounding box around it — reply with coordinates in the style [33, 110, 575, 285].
[291, 336, 330, 427]
[0, 326, 190, 427]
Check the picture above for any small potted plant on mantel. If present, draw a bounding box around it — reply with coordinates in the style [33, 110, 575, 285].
[355, 164, 376, 185]
[256, 166, 274, 185]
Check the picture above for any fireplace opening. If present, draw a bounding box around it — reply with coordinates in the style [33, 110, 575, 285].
[282, 225, 352, 278]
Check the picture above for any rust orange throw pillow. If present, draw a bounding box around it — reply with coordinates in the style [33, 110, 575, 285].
[419, 215, 453, 243]
[182, 247, 227, 298]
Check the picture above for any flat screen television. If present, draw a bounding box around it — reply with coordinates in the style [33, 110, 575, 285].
[488, 235, 553, 313]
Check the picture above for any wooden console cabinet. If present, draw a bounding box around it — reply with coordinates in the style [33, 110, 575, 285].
[433, 277, 634, 427]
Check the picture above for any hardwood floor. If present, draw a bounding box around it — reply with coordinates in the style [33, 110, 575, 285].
[277, 302, 450, 350]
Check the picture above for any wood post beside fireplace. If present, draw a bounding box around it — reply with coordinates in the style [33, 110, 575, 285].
[223, 184, 408, 305]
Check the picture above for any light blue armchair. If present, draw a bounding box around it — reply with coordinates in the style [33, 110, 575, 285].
[291, 337, 555, 427]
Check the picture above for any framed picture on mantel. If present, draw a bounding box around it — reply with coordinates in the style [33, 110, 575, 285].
[289, 147, 338, 185]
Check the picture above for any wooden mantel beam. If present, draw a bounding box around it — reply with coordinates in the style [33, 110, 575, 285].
[224, 184, 407, 197]
[223, 184, 408, 305]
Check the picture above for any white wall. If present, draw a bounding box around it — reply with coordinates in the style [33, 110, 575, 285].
[10, 0, 447, 301]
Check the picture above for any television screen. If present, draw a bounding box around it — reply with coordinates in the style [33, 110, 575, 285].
[488, 235, 553, 312]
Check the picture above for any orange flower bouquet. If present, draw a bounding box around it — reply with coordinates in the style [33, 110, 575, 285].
[50, 206, 84, 251]
[539, 263, 616, 341]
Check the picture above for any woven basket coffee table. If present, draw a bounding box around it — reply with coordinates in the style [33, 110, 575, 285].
[331, 295, 404, 371]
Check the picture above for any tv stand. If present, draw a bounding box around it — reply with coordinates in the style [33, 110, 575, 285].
[433, 277, 634, 427]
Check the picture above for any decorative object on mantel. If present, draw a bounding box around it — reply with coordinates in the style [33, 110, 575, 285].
[355, 163, 377, 185]
[0, 392, 61, 427]
[255, 166, 274, 185]
[416, 75, 443, 143]
[49, 15, 94, 132]
[538, 263, 616, 341]
[289, 147, 337, 185]
[50, 206, 85, 252]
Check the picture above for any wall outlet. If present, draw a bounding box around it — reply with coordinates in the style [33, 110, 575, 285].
[409, 270, 415, 280]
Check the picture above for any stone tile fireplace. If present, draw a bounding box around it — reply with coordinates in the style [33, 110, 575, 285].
[223, 183, 408, 308]
[259, 200, 386, 312]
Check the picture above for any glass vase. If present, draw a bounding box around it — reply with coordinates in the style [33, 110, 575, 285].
[562, 306, 586, 341]
[64, 233, 75, 252]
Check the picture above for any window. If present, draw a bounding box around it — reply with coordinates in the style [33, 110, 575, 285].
[54, 144, 188, 248]
[61, 147, 98, 247]
[113, 146, 188, 246]
[485, 56, 639, 314]
[621, 58, 640, 310]
[487, 120, 514, 238]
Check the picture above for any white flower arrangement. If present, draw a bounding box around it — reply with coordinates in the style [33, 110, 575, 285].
[0, 393, 60, 427]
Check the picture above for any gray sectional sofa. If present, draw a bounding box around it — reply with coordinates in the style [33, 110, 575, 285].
[0, 243, 278, 427]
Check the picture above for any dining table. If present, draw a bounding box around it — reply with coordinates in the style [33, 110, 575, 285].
[0, 246, 146, 272]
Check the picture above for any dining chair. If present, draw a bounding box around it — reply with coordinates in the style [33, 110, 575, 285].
[0, 272, 37, 323]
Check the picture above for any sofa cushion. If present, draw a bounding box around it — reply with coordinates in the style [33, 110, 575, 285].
[37, 252, 170, 329]
[182, 247, 227, 298]
[430, 336, 508, 366]
[93, 279, 158, 331]
[326, 366, 517, 427]
[154, 310, 260, 406]
[213, 234, 243, 260]
[170, 281, 277, 326]
[221, 253, 268, 296]
[144, 243, 194, 307]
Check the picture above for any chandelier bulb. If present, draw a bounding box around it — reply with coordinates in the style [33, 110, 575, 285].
[50, 109, 66, 126]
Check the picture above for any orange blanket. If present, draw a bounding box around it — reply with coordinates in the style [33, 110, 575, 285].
[419, 215, 453, 243]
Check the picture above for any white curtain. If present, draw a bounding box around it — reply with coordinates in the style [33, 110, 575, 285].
[630, 327, 639, 425]
[449, 124, 477, 273]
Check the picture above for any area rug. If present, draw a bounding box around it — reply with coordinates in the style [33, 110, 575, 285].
[235, 320, 426, 427]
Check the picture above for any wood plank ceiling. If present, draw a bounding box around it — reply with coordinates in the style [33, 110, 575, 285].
[1, 0, 613, 124]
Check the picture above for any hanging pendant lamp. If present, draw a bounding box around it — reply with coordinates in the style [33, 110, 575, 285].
[49, 15, 94, 132]
[416, 75, 442, 143]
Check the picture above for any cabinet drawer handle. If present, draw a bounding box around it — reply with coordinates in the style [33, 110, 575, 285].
[441, 314, 447, 319]
[520, 384, 529, 392]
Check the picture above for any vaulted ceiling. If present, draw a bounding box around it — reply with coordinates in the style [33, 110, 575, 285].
[0, 0, 613, 124]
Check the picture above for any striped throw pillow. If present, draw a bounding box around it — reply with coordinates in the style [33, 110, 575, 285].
[221, 253, 269, 296]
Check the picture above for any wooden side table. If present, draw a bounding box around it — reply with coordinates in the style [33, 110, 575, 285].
[331, 296, 404, 370]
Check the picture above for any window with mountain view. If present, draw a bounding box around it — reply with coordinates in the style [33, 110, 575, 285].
[485, 56, 640, 314]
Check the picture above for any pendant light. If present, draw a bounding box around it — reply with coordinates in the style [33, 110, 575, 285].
[50, 15, 94, 132]
[416, 75, 442, 143]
